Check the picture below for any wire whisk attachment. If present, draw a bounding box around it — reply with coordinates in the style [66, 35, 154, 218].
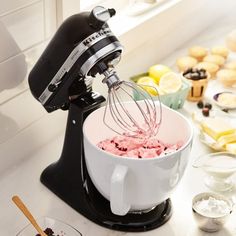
[102, 70, 162, 138]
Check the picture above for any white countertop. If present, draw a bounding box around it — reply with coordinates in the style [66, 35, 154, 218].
[2, 9, 236, 236]
[1, 115, 236, 236]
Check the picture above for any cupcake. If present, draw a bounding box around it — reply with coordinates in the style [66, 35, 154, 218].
[188, 46, 208, 61]
[226, 29, 236, 52]
[224, 61, 236, 71]
[217, 69, 236, 87]
[183, 68, 209, 102]
[195, 62, 219, 78]
[176, 56, 198, 72]
[211, 46, 229, 58]
[203, 54, 225, 67]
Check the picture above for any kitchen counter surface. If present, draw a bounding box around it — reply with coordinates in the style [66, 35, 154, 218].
[1, 118, 236, 236]
[2, 10, 236, 236]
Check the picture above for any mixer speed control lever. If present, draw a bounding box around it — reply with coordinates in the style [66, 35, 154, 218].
[89, 6, 116, 29]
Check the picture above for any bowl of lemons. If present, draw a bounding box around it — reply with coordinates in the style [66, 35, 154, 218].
[130, 64, 191, 109]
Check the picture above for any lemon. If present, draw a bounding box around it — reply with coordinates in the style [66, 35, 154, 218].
[159, 72, 182, 94]
[137, 76, 159, 96]
[148, 64, 171, 84]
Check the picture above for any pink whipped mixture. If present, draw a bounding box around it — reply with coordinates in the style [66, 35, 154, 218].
[97, 135, 183, 158]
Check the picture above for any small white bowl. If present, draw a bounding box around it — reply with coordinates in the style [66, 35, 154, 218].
[213, 91, 236, 110]
[192, 152, 236, 192]
[192, 192, 233, 232]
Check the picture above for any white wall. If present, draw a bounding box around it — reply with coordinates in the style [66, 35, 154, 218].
[1, 0, 236, 174]
[0, 0, 60, 174]
[94, 0, 236, 96]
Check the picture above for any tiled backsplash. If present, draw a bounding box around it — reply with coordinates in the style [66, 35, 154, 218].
[0, 0, 60, 172]
[0, 0, 57, 103]
[1, 2, 45, 51]
[0, 2, 57, 120]
[0, 0, 38, 15]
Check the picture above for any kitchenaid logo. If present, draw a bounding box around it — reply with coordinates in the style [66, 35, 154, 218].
[83, 29, 112, 46]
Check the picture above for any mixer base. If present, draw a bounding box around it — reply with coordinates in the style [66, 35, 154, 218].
[40, 96, 172, 232]
[41, 161, 172, 232]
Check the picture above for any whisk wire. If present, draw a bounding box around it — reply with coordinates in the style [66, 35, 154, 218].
[102, 70, 162, 138]
[134, 82, 161, 135]
[123, 82, 155, 131]
[110, 88, 137, 132]
[115, 85, 146, 132]
[103, 92, 123, 135]
[103, 88, 138, 135]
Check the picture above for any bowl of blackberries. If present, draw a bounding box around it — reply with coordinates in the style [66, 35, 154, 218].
[183, 68, 210, 102]
[16, 217, 82, 236]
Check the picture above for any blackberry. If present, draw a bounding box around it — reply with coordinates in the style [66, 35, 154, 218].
[197, 100, 204, 109]
[202, 107, 210, 117]
[36, 228, 55, 236]
[183, 67, 207, 81]
[204, 102, 212, 110]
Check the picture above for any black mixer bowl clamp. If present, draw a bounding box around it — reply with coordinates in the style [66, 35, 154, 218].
[28, 6, 172, 232]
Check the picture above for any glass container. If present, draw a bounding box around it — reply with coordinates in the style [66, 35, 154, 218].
[16, 217, 82, 236]
[193, 152, 236, 192]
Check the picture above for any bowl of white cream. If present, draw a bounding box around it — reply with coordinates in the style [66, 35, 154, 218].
[192, 192, 233, 232]
[193, 152, 236, 192]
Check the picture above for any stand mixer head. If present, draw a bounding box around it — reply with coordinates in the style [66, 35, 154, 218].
[28, 6, 161, 138]
[29, 6, 121, 111]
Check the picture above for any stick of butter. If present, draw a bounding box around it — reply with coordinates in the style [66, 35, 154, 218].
[201, 118, 235, 140]
[226, 142, 236, 154]
[217, 132, 236, 147]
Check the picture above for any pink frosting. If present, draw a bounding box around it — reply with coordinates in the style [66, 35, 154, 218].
[97, 135, 183, 158]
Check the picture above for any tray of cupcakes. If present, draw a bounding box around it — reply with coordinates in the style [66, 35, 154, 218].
[176, 42, 236, 90]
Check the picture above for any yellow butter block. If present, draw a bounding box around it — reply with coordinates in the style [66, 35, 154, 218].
[217, 132, 236, 147]
[226, 142, 236, 154]
[201, 118, 235, 140]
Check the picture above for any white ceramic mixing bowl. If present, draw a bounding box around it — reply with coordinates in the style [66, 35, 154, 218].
[83, 102, 193, 216]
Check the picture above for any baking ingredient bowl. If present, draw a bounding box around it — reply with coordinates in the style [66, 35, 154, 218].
[213, 91, 236, 109]
[16, 217, 82, 236]
[193, 152, 236, 192]
[192, 192, 233, 232]
[83, 101, 193, 216]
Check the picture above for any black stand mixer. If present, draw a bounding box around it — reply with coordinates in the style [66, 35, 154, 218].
[28, 6, 171, 232]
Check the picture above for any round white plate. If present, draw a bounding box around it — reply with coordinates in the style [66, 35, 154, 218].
[213, 92, 236, 110]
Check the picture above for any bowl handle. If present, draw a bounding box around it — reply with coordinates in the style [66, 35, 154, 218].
[110, 165, 130, 216]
